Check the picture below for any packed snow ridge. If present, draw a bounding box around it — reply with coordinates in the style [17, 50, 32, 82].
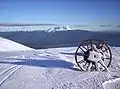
[0, 37, 33, 51]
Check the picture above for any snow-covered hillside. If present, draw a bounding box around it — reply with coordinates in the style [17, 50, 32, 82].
[0, 44, 120, 89]
[0, 37, 33, 51]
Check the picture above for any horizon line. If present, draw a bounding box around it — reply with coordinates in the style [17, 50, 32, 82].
[0, 23, 120, 28]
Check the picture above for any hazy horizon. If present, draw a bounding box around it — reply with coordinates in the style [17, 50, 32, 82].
[0, 23, 120, 32]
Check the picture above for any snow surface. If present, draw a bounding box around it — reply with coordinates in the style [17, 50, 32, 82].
[0, 40, 120, 89]
[0, 37, 33, 51]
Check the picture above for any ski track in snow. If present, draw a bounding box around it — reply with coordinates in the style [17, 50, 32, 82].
[0, 54, 27, 87]
[0, 65, 17, 76]
[0, 65, 22, 86]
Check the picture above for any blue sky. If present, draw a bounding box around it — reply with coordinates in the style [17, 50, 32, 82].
[0, 0, 120, 26]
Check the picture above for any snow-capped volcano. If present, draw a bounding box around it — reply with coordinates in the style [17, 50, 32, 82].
[47, 26, 72, 32]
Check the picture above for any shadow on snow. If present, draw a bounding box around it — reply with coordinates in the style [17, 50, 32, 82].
[0, 58, 79, 71]
[61, 52, 84, 56]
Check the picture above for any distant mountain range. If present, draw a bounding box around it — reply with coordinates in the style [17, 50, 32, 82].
[0, 25, 73, 32]
[0, 24, 120, 49]
[0, 29, 120, 49]
[0, 24, 120, 32]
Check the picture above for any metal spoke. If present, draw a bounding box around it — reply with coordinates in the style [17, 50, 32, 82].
[83, 62, 87, 67]
[87, 44, 89, 50]
[90, 40, 92, 49]
[81, 45, 87, 51]
[105, 58, 110, 60]
[86, 63, 91, 70]
[86, 41, 90, 50]
[103, 49, 108, 52]
[75, 53, 84, 56]
[80, 46, 86, 53]
[78, 60, 85, 64]
[100, 43, 104, 48]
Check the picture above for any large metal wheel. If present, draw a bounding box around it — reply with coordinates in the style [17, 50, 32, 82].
[75, 39, 112, 71]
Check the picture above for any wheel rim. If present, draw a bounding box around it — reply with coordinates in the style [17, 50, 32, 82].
[75, 39, 112, 71]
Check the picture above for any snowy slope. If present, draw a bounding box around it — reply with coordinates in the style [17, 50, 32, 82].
[0, 46, 120, 89]
[0, 37, 33, 51]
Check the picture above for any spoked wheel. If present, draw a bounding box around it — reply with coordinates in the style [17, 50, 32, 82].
[75, 39, 112, 71]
